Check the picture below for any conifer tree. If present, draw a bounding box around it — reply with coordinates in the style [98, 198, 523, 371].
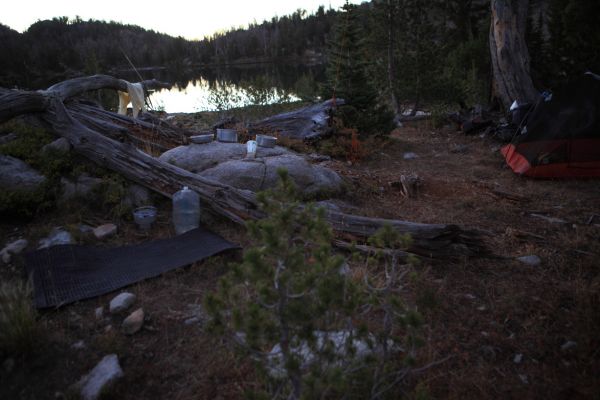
[322, 1, 394, 136]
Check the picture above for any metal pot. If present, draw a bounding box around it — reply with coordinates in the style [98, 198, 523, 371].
[256, 134, 277, 148]
[216, 129, 238, 143]
[133, 206, 157, 231]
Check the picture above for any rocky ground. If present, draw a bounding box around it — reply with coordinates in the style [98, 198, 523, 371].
[0, 113, 599, 399]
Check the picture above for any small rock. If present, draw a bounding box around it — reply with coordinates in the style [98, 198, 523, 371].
[513, 353, 523, 364]
[42, 138, 71, 154]
[518, 374, 529, 384]
[477, 305, 487, 311]
[38, 228, 73, 249]
[104, 325, 113, 333]
[122, 308, 144, 335]
[516, 255, 542, 266]
[403, 152, 419, 160]
[93, 224, 117, 240]
[184, 317, 200, 325]
[95, 307, 104, 320]
[561, 340, 577, 351]
[73, 354, 123, 400]
[307, 153, 331, 162]
[71, 340, 86, 350]
[463, 293, 476, 300]
[338, 262, 351, 276]
[79, 224, 94, 234]
[0, 238, 28, 264]
[109, 292, 136, 314]
[3, 358, 15, 373]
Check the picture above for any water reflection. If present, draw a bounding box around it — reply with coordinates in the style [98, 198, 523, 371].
[118, 63, 324, 113]
[148, 78, 299, 113]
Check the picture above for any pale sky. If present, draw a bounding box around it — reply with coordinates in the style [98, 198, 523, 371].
[1, 0, 364, 40]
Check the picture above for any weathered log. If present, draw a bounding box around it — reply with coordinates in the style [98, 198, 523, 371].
[248, 99, 344, 141]
[0, 76, 489, 259]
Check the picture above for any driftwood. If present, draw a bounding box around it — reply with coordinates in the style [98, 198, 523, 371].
[248, 99, 343, 141]
[0, 75, 489, 259]
[399, 174, 423, 198]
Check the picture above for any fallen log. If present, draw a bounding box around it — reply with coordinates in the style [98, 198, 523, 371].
[0, 75, 489, 259]
[248, 99, 343, 141]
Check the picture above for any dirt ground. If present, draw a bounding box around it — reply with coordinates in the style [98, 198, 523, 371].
[1, 120, 599, 399]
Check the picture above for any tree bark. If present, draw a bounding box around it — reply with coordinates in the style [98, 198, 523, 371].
[0, 75, 489, 259]
[489, 0, 538, 109]
[387, 0, 400, 117]
[248, 99, 343, 142]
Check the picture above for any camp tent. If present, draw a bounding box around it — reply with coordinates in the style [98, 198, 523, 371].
[502, 73, 600, 178]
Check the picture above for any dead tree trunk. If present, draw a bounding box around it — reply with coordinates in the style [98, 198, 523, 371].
[248, 99, 343, 142]
[489, 0, 538, 109]
[0, 76, 489, 259]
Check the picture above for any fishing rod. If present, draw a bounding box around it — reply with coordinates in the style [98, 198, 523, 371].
[119, 47, 156, 111]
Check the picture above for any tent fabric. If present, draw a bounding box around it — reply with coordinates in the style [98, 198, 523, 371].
[25, 227, 239, 308]
[117, 81, 146, 118]
[502, 73, 600, 178]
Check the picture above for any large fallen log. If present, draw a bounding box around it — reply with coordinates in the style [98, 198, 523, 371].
[0, 75, 489, 259]
[248, 99, 343, 142]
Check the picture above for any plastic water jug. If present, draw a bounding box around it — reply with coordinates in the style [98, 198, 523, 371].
[172, 186, 200, 235]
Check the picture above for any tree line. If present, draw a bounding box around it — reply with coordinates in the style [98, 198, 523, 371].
[0, 0, 597, 111]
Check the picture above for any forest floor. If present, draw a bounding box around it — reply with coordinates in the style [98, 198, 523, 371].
[1, 114, 599, 399]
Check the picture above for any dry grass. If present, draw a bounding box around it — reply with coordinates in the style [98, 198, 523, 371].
[0, 279, 40, 355]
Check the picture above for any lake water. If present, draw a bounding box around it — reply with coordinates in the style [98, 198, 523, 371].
[120, 63, 325, 113]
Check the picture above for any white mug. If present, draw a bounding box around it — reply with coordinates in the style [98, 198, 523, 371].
[246, 140, 257, 154]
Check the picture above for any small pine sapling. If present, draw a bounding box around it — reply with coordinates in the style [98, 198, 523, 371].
[205, 170, 423, 399]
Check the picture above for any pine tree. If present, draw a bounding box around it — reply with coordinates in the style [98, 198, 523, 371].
[322, 1, 394, 136]
[204, 169, 423, 399]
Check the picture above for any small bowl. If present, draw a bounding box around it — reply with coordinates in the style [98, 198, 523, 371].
[190, 134, 213, 144]
[216, 128, 238, 143]
[256, 135, 277, 148]
[133, 206, 157, 231]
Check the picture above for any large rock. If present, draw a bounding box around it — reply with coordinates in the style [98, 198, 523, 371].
[72, 354, 123, 400]
[159, 142, 285, 173]
[160, 142, 342, 195]
[93, 224, 118, 240]
[201, 154, 341, 194]
[0, 154, 46, 192]
[122, 308, 144, 335]
[0, 238, 28, 264]
[60, 174, 103, 201]
[38, 228, 73, 249]
[109, 292, 136, 314]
